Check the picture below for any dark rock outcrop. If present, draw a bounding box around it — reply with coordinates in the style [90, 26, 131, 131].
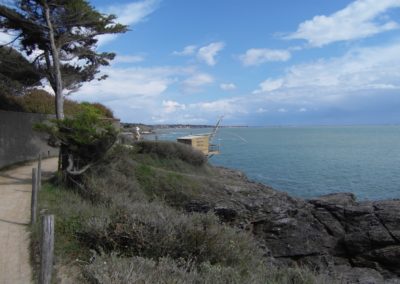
[185, 167, 400, 283]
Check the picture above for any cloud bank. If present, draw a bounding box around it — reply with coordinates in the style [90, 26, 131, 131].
[286, 0, 400, 46]
[240, 48, 291, 66]
[98, 0, 161, 46]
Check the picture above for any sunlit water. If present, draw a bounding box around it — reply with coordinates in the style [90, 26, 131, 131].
[149, 126, 400, 200]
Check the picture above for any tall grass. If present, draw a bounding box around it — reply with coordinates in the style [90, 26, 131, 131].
[32, 144, 321, 283]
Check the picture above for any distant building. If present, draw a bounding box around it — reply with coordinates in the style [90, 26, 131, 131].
[177, 134, 219, 156]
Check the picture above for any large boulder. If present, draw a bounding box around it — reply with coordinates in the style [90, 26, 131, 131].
[184, 167, 400, 283]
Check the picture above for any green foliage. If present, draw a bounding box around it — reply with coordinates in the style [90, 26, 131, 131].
[0, 0, 128, 95]
[0, 47, 42, 96]
[89, 102, 114, 118]
[84, 254, 320, 284]
[0, 89, 114, 117]
[134, 164, 205, 206]
[135, 141, 207, 166]
[79, 203, 262, 268]
[33, 145, 322, 283]
[30, 183, 103, 265]
[35, 104, 117, 173]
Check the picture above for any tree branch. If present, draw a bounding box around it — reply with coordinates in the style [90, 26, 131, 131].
[66, 154, 93, 175]
[0, 33, 21, 48]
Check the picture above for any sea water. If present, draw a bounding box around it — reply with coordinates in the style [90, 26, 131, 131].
[152, 126, 400, 200]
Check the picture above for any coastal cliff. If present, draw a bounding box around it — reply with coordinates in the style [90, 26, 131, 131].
[190, 167, 400, 283]
[33, 141, 400, 283]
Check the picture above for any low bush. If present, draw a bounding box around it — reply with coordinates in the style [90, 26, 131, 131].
[84, 254, 319, 284]
[35, 104, 118, 182]
[0, 89, 114, 118]
[135, 141, 207, 166]
[33, 142, 323, 283]
[79, 203, 262, 268]
[31, 183, 110, 264]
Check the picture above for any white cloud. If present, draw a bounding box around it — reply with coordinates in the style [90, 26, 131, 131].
[74, 42, 400, 124]
[253, 79, 284, 94]
[113, 55, 145, 64]
[240, 48, 291, 66]
[197, 42, 225, 66]
[107, 0, 160, 26]
[183, 73, 214, 93]
[98, 0, 160, 46]
[173, 42, 225, 66]
[256, 108, 268, 113]
[220, 83, 236, 91]
[74, 66, 190, 103]
[71, 64, 200, 123]
[286, 0, 400, 47]
[162, 100, 186, 113]
[190, 98, 246, 115]
[0, 30, 16, 45]
[151, 113, 208, 124]
[173, 45, 197, 56]
[252, 41, 400, 104]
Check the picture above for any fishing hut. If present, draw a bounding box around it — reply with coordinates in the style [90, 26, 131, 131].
[177, 117, 223, 158]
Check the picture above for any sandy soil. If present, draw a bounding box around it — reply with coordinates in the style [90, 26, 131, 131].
[0, 158, 58, 284]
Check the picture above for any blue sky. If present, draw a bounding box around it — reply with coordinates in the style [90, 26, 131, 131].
[65, 0, 400, 125]
[7, 0, 400, 125]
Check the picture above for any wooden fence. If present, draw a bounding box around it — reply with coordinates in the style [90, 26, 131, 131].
[31, 155, 54, 284]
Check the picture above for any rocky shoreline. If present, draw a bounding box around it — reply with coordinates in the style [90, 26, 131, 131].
[188, 167, 400, 283]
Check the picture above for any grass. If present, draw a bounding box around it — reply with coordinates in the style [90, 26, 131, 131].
[83, 254, 319, 284]
[134, 164, 206, 205]
[31, 142, 321, 283]
[31, 183, 103, 264]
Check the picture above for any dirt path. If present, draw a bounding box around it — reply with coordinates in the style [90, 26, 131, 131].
[0, 158, 58, 284]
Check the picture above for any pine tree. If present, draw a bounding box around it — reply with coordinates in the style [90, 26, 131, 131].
[0, 46, 42, 95]
[0, 0, 127, 119]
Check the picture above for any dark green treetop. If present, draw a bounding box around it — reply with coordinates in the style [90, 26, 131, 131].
[0, 0, 128, 119]
[0, 46, 42, 95]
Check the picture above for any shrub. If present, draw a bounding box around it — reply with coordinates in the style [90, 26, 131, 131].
[0, 89, 114, 118]
[84, 254, 320, 284]
[35, 104, 118, 177]
[79, 201, 263, 269]
[34, 140, 324, 283]
[90, 102, 114, 118]
[135, 141, 207, 166]
[31, 183, 110, 264]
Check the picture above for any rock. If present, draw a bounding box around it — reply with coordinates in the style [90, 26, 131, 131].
[186, 168, 400, 282]
[213, 206, 238, 221]
[331, 265, 385, 284]
[310, 192, 357, 207]
[184, 200, 211, 213]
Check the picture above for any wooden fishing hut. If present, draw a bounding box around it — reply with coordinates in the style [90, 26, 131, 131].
[177, 116, 223, 158]
[177, 134, 219, 156]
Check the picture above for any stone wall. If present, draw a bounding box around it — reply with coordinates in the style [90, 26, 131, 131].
[0, 110, 59, 168]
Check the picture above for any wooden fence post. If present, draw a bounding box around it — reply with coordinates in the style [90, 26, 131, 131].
[38, 154, 42, 190]
[31, 168, 38, 225]
[39, 215, 54, 284]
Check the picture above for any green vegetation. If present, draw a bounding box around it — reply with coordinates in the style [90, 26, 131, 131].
[0, 47, 42, 96]
[35, 104, 117, 177]
[0, 89, 114, 118]
[32, 142, 321, 283]
[135, 141, 207, 166]
[0, 0, 127, 119]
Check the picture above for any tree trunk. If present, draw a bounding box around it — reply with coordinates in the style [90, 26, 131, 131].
[43, 3, 64, 120]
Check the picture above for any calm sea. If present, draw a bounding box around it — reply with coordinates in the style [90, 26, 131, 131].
[151, 126, 400, 200]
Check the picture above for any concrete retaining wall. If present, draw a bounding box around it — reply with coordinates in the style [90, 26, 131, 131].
[0, 110, 59, 168]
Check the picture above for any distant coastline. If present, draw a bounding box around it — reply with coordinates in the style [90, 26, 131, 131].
[121, 122, 248, 133]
